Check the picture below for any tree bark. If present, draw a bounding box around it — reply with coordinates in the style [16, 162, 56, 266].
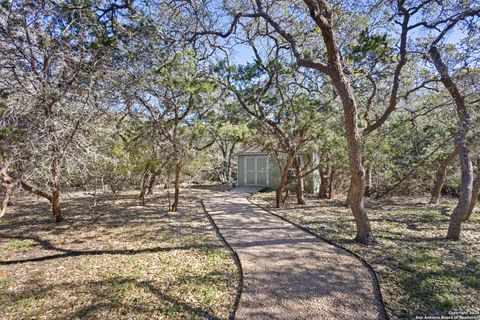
[1, 156, 13, 218]
[1, 183, 12, 217]
[20, 180, 52, 200]
[324, 43, 374, 244]
[430, 45, 473, 241]
[430, 148, 459, 204]
[51, 189, 61, 222]
[171, 162, 181, 212]
[306, 1, 374, 243]
[294, 157, 306, 205]
[464, 176, 480, 221]
[147, 172, 158, 195]
[275, 154, 293, 208]
[138, 165, 151, 205]
[258, 0, 374, 243]
[50, 156, 62, 222]
[328, 168, 335, 199]
[318, 165, 329, 199]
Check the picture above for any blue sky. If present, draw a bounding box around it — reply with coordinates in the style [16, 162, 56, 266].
[231, 44, 255, 65]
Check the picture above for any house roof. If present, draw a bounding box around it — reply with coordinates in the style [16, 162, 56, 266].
[236, 143, 268, 155]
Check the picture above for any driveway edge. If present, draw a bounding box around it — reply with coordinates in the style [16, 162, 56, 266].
[247, 195, 389, 320]
[200, 199, 244, 320]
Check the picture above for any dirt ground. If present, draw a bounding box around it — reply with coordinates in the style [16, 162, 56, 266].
[250, 192, 480, 320]
[0, 186, 237, 320]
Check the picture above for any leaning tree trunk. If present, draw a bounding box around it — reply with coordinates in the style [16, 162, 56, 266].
[430, 148, 459, 204]
[1, 182, 13, 218]
[147, 172, 158, 195]
[318, 165, 329, 199]
[294, 157, 306, 205]
[1, 156, 13, 218]
[464, 176, 480, 221]
[430, 46, 473, 241]
[21, 178, 63, 221]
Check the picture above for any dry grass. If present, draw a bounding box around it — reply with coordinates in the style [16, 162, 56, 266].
[250, 191, 480, 320]
[0, 185, 237, 320]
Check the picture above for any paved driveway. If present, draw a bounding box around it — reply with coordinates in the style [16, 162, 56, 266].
[203, 187, 385, 320]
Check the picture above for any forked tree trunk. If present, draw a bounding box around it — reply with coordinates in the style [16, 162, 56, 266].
[430, 46, 473, 241]
[464, 176, 480, 221]
[430, 148, 459, 204]
[171, 162, 181, 212]
[318, 165, 329, 199]
[294, 157, 306, 205]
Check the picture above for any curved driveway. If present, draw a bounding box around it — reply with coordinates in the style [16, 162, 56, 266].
[203, 187, 385, 320]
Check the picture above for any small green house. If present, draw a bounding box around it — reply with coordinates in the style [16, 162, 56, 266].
[235, 145, 320, 194]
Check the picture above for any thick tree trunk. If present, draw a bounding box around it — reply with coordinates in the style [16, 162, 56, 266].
[447, 140, 472, 240]
[263, 0, 376, 243]
[329, 57, 374, 244]
[430, 46, 472, 241]
[321, 41, 374, 242]
[51, 189, 61, 222]
[171, 162, 181, 212]
[294, 157, 305, 205]
[318, 165, 329, 199]
[430, 148, 459, 204]
[464, 176, 480, 221]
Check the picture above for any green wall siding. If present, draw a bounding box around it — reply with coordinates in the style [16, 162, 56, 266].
[237, 153, 318, 193]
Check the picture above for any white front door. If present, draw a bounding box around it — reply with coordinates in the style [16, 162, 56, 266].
[244, 156, 269, 186]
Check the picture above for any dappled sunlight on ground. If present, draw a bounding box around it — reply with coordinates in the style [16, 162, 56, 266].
[250, 192, 480, 319]
[0, 187, 237, 320]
